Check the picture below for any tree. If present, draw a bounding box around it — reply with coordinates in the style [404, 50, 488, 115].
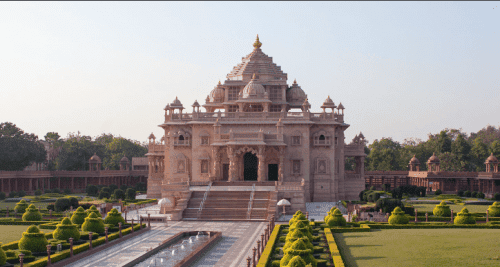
[366, 138, 402, 171]
[471, 138, 489, 171]
[0, 122, 47, 171]
[102, 137, 148, 170]
[44, 132, 63, 170]
[113, 189, 125, 200]
[490, 140, 500, 159]
[55, 132, 101, 171]
[451, 134, 471, 171]
[86, 185, 99, 196]
[436, 130, 452, 154]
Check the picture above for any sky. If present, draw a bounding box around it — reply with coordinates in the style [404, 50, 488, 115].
[1, 1, 499, 145]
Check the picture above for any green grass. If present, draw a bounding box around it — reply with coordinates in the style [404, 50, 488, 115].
[412, 204, 490, 214]
[335, 229, 500, 267]
[0, 225, 53, 244]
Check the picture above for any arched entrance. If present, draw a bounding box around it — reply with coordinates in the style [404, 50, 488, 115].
[243, 152, 258, 181]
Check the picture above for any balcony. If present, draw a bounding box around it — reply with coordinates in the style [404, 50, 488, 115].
[163, 111, 344, 123]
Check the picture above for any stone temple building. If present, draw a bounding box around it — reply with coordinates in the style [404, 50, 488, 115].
[146, 36, 366, 220]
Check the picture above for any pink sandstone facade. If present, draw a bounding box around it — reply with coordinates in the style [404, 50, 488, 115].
[145, 36, 366, 218]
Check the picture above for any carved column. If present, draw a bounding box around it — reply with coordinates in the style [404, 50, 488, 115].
[257, 146, 266, 182]
[212, 147, 220, 181]
[278, 147, 285, 184]
[227, 146, 236, 182]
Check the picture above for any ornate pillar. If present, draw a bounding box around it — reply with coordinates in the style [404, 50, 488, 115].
[211, 147, 220, 181]
[278, 147, 285, 184]
[227, 146, 235, 182]
[257, 146, 266, 182]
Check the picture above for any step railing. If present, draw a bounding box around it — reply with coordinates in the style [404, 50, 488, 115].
[246, 183, 256, 219]
[197, 181, 212, 218]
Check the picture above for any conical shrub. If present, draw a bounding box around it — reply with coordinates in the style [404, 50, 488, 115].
[281, 239, 317, 267]
[487, 202, 500, 217]
[14, 199, 29, 213]
[324, 207, 338, 222]
[82, 212, 105, 234]
[326, 209, 347, 227]
[388, 207, 409, 225]
[22, 204, 43, 221]
[286, 255, 308, 267]
[454, 207, 476, 225]
[289, 210, 304, 226]
[71, 206, 88, 225]
[53, 218, 81, 241]
[87, 205, 102, 218]
[433, 201, 451, 217]
[104, 208, 125, 226]
[18, 225, 48, 252]
[289, 220, 313, 240]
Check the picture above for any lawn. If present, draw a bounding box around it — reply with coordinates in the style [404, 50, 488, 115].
[411, 203, 490, 214]
[335, 229, 500, 267]
[0, 225, 53, 244]
[0, 201, 49, 210]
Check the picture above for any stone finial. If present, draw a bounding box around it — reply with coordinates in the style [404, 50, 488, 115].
[252, 73, 256, 80]
[293, 79, 297, 85]
[253, 34, 262, 49]
[218, 80, 221, 85]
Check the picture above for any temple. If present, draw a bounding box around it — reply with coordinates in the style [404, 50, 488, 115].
[145, 36, 366, 220]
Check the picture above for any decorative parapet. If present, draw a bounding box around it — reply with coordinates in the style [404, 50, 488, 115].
[163, 111, 343, 123]
[408, 171, 479, 178]
[364, 171, 409, 175]
[276, 181, 304, 192]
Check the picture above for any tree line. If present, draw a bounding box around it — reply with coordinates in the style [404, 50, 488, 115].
[0, 122, 148, 171]
[357, 125, 500, 172]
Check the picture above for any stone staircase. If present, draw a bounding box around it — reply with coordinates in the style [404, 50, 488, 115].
[182, 190, 273, 221]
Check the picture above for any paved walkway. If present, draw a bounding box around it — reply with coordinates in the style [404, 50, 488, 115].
[66, 221, 266, 267]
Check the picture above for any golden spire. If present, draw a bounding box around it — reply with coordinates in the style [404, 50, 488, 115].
[252, 73, 256, 79]
[253, 34, 262, 49]
[293, 79, 297, 84]
[218, 80, 221, 85]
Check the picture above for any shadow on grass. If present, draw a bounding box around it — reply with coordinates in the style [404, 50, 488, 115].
[333, 233, 359, 267]
[355, 256, 386, 260]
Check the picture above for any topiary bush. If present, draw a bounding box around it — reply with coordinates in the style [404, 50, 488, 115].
[464, 190, 471, 197]
[109, 184, 118, 192]
[388, 207, 409, 225]
[113, 189, 125, 200]
[326, 209, 346, 227]
[376, 198, 403, 214]
[55, 198, 71, 211]
[289, 210, 304, 226]
[286, 255, 308, 267]
[471, 191, 478, 198]
[22, 204, 43, 221]
[488, 202, 500, 217]
[126, 188, 136, 200]
[52, 188, 61, 194]
[9, 191, 17, 198]
[68, 197, 79, 209]
[457, 190, 464, 197]
[53, 218, 81, 241]
[14, 199, 29, 213]
[18, 225, 49, 252]
[289, 221, 313, 241]
[434, 189, 442, 196]
[454, 207, 476, 224]
[104, 208, 125, 226]
[495, 193, 500, 201]
[18, 190, 26, 197]
[87, 205, 102, 217]
[34, 190, 42, 196]
[44, 189, 52, 194]
[64, 188, 72, 195]
[81, 212, 105, 234]
[98, 191, 110, 200]
[0, 242, 6, 266]
[71, 206, 88, 225]
[86, 185, 99, 197]
[281, 239, 317, 267]
[477, 192, 485, 199]
[432, 201, 451, 217]
[0, 192, 5, 200]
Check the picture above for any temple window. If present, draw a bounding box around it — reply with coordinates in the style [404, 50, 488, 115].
[228, 105, 238, 112]
[201, 160, 209, 173]
[177, 160, 186, 173]
[292, 136, 301, 146]
[270, 105, 282, 112]
[228, 86, 239, 101]
[292, 160, 301, 174]
[245, 104, 263, 112]
[269, 86, 282, 101]
[201, 136, 209, 145]
[313, 131, 331, 146]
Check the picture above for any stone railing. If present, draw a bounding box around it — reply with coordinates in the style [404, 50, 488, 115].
[0, 170, 148, 179]
[345, 173, 362, 179]
[276, 182, 304, 192]
[365, 171, 409, 175]
[409, 171, 479, 178]
[148, 144, 165, 153]
[164, 111, 343, 123]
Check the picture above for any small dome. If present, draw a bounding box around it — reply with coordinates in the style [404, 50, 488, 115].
[192, 100, 200, 107]
[242, 74, 265, 98]
[164, 104, 170, 110]
[337, 102, 345, 110]
[170, 97, 184, 108]
[209, 82, 225, 102]
[486, 153, 499, 163]
[89, 153, 101, 163]
[409, 155, 420, 164]
[120, 156, 129, 163]
[149, 133, 156, 139]
[321, 95, 336, 109]
[427, 153, 440, 163]
[287, 80, 306, 103]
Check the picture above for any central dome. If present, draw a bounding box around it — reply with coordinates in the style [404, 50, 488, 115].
[242, 74, 265, 98]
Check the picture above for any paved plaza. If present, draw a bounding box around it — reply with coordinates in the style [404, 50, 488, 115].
[66, 220, 266, 267]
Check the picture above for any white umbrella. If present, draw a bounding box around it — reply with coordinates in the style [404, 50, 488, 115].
[277, 199, 291, 216]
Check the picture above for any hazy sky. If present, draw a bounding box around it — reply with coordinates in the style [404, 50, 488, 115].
[1, 2, 499, 145]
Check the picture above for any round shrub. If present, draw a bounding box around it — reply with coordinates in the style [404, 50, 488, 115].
[64, 188, 72, 195]
[126, 188, 136, 200]
[113, 189, 125, 200]
[454, 207, 475, 224]
[14, 199, 29, 213]
[86, 185, 99, 197]
[457, 190, 464, 197]
[109, 184, 118, 193]
[434, 189, 442, 196]
[22, 204, 43, 221]
[488, 202, 500, 217]
[53, 218, 81, 241]
[0, 243, 6, 266]
[104, 208, 125, 226]
[55, 198, 71, 211]
[47, 204, 55, 211]
[432, 201, 451, 217]
[471, 191, 478, 198]
[388, 207, 409, 225]
[0, 192, 5, 200]
[18, 225, 48, 252]
[87, 205, 102, 217]
[101, 187, 111, 194]
[286, 255, 308, 267]
[376, 198, 403, 214]
[495, 193, 500, 201]
[324, 207, 338, 222]
[477, 192, 485, 199]
[44, 189, 52, 194]
[9, 191, 17, 198]
[34, 190, 42, 196]
[52, 188, 61, 194]
[81, 212, 105, 234]
[464, 190, 471, 197]
[98, 191, 110, 200]
[281, 239, 317, 267]
[326, 209, 346, 227]
[120, 185, 128, 192]
[71, 206, 88, 225]
[18, 190, 26, 197]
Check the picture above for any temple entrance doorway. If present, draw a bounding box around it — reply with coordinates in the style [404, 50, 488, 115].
[243, 152, 258, 181]
[268, 164, 278, 181]
[222, 164, 229, 181]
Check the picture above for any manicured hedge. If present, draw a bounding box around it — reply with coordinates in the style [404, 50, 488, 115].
[257, 224, 283, 267]
[329, 224, 371, 233]
[324, 228, 345, 267]
[365, 223, 500, 229]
